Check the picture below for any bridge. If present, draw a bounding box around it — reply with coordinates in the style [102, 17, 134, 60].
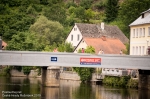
[0, 51, 150, 89]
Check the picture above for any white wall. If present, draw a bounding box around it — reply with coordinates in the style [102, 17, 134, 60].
[66, 24, 82, 47]
[130, 24, 150, 55]
[74, 39, 88, 53]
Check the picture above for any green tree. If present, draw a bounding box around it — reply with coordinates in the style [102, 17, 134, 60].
[0, 6, 35, 40]
[73, 46, 95, 82]
[43, 4, 66, 25]
[104, 0, 119, 23]
[30, 16, 65, 46]
[118, 0, 150, 36]
[6, 32, 41, 51]
[80, 0, 93, 10]
[58, 42, 74, 52]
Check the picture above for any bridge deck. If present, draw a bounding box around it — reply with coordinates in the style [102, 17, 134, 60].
[0, 51, 150, 70]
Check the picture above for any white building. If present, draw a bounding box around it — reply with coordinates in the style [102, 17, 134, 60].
[66, 23, 129, 49]
[129, 8, 150, 55]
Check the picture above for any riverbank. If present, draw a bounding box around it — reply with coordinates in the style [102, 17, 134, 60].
[0, 68, 138, 88]
[103, 76, 138, 88]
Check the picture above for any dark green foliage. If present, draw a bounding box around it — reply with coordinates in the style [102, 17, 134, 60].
[22, 66, 32, 75]
[93, 0, 107, 10]
[0, 7, 35, 40]
[6, 32, 41, 51]
[65, 1, 77, 8]
[3, 66, 12, 76]
[127, 78, 138, 88]
[43, 4, 66, 25]
[73, 67, 95, 82]
[80, 0, 93, 9]
[13, 66, 22, 72]
[103, 76, 131, 87]
[104, 0, 119, 23]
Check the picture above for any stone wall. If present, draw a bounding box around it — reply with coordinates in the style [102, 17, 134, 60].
[60, 71, 80, 80]
[10, 69, 41, 77]
[60, 71, 98, 81]
[10, 69, 100, 81]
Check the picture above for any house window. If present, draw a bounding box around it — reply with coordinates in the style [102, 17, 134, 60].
[71, 35, 73, 41]
[74, 28, 77, 31]
[136, 28, 138, 37]
[143, 28, 145, 37]
[140, 28, 142, 37]
[136, 46, 138, 55]
[148, 27, 150, 36]
[142, 46, 145, 55]
[133, 29, 135, 38]
[77, 34, 80, 41]
[132, 46, 134, 55]
[139, 46, 141, 55]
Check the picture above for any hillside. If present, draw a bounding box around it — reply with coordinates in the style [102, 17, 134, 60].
[0, 0, 150, 51]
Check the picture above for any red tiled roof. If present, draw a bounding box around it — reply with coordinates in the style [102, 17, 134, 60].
[84, 37, 126, 54]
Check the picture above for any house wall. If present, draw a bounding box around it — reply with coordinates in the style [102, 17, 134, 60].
[66, 24, 82, 47]
[74, 39, 88, 53]
[130, 23, 150, 55]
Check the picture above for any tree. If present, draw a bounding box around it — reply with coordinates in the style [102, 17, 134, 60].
[74, 7, 94, 22]
[73, 46, 95, 82]
[57, 42, 74, 52]
[80, 0, 93, 10]
[6, 31, 41, 51]
[30, 16, 65, 46]
[43, 4, 66, 25]
[104, 0, 119, 23]
[118, 0, 150, 36]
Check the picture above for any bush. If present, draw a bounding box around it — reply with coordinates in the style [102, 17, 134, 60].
[127, 78, 138, 88]
[22, 66, 32, 75]
[103, 76, 130, 87]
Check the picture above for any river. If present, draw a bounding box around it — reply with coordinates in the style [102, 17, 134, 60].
[0, 77, 150, 99]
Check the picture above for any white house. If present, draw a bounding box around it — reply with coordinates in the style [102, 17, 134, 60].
[66, 23, 129, 49]
[129, 8, 150, 55]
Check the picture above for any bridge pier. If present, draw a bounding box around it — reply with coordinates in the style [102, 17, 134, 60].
[138, 70, 150, 90]
[41, 66, 60, 87]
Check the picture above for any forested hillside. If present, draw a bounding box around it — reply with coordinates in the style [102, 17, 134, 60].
[0, 0, 150, 51]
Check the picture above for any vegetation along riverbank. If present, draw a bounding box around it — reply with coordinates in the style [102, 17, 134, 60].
[103, 76, 138, 88]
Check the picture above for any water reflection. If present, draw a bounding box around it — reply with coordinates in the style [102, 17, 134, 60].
[0, 77, 150, 99]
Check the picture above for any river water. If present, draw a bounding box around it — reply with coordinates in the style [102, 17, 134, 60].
[0, 77, 150, 99]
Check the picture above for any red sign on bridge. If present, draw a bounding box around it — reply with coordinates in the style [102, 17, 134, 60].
[80, 58, 101, 65]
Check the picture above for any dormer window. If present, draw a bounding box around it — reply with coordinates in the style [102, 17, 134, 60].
[142, 14, 144, 18]
[74, 28, 77, 31]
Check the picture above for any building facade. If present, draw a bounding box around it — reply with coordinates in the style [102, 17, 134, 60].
[129, 8, 150, 55]
[66, 23, 129, 49]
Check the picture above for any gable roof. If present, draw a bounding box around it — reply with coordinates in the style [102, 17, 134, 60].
[75, 23, 129, 44]
[83, 37, 126, 54]
[129, 8, 150, 26]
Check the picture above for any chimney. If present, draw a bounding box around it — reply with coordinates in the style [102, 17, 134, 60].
[101, 22, 104, 30]
[101, 36, 106, 41]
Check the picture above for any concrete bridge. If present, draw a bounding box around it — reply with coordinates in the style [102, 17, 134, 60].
[0, 51, 150, 89]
